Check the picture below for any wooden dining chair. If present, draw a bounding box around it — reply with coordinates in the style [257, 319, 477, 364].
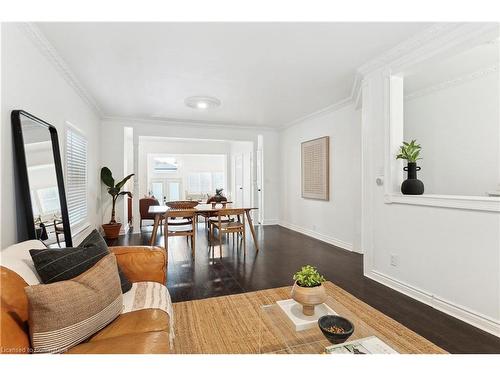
[163, 209, 197, 258]
[210, 208, 246, 255]
[53, 219, 65, 247]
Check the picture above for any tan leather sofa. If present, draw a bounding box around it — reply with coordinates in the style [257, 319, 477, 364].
[0, 245, 170, 354]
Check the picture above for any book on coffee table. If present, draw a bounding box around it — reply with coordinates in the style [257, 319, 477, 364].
[325, 336, 398, 354]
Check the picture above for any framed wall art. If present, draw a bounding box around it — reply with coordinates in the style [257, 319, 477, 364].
[301, 136, 329, 200]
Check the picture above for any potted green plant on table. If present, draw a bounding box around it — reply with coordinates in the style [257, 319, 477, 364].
[396, 139, 424, 195]
[291, 265, 327, 316]
[101, 167, 134, 239]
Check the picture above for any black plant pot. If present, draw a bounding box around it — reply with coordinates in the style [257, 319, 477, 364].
[401, 162, 424, 195]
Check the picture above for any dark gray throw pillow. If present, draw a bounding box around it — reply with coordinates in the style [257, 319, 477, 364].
[29, 229, 132, 293]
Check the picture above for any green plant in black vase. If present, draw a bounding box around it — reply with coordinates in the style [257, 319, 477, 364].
[396, 140, 424, 195]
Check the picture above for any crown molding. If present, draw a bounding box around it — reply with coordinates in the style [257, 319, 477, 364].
[280, 71, 363, 130]
[357, 23, 459, 77]
[358, 23, 499, 77]
[280, 96, 355, 130]
[405, 64, 499, 101]
[18, 23, 103, 117]
[280, 24, 457, 130]
[101, 115, 278, 131]
[281, 23, 499, 130]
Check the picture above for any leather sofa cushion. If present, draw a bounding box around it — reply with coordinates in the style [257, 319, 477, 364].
[111, 246, 167, 285]
[89, 309, 169, 342]
[66, 331, 170, 354]
[0, 267, 30, 354]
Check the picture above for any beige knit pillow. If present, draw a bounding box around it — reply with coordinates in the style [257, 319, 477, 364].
[25, 254, 123, 353]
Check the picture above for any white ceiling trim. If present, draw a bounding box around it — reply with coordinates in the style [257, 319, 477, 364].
[405, 64, 499, 101]
[102, 115, 278, 131]
[356, 23, 459, 77]
[280, 24, 453, 130]
[359, 22, 499, 77]
[18, 22, 103, 117]
[280, 96, 355, 130]
[281, 22, 500, 131]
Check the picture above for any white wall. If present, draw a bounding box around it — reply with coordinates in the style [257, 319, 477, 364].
[404, 71, 500, 196]
[1, 23, 101, 248]
[362, 71, 500, 336]
[100, 118, 280, 230]
[279, 104, 362, 252]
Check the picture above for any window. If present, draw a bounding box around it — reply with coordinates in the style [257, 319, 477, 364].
[187, 172, 225, 194]
[153, 157, 178, 172]
[37, 186, 60, 214]
[66, 127, 88, 228]
[213, 172, 224, 190]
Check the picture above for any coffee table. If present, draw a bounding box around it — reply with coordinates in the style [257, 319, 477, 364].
[259, 295, 400, 354]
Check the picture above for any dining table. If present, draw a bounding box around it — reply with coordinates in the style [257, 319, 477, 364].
[148, 204, 260, 251]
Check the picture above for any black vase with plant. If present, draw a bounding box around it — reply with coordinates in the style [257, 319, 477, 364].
[396, 140, 424, 195]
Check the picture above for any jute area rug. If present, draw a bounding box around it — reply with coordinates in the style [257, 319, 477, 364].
[171, 281, 446, 354]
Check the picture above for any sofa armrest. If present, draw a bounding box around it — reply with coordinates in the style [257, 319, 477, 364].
[110, 246, 166, 285]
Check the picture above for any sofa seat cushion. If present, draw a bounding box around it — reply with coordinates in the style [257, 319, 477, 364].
[89, 309, 169, 342]
[65, 331, 170, 354]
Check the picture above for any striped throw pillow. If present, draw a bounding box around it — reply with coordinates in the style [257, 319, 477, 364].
[29, 229, 132, 293]
[25, 254, 123, 353]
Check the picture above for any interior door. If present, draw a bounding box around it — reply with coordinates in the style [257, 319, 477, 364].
[234, 153, 244, 206]
[256, 147, 263, 224]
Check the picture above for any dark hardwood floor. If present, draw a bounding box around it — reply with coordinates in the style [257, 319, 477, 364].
[109, 224, 500, 354]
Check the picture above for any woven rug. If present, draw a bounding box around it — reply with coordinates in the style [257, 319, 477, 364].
[171, 281, 446, 354]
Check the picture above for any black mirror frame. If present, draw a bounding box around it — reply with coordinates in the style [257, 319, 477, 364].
[11, 110, 73, 247]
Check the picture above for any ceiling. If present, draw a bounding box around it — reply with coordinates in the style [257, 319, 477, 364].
[36, 22, 433, 128]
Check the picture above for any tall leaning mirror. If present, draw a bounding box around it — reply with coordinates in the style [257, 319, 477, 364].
[11, 110, 73, 247]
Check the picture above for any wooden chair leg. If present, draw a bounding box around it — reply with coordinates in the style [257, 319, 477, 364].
[243, 230, 247, 255]
[164, 227, 169, 258]
[219, 228, 223, 258]
[192, 217, 196, 258]
[242, 217, 247, 255]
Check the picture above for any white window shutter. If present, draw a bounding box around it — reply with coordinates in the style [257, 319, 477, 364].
[66, 128, 88, 228]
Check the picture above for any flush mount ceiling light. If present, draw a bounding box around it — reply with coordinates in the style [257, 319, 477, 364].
[185, 96, 221, 110]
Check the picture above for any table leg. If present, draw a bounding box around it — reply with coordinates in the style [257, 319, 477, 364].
[245, 210, 259, 252]
[150, 213, 161, 246]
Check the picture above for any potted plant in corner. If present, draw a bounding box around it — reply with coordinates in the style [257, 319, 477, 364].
[396, 139, 424, 195]
[291, 265, 327, 316]
[101, 167, 134, 239]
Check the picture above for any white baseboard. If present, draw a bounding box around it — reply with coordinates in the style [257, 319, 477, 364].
[262, 219, 279, 225]
[366, 270, 500, 338]
[278, 221, 354, 252]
